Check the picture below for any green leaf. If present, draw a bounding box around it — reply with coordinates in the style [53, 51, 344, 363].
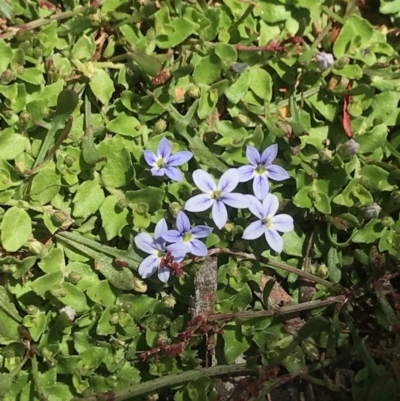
[130, 49, 162, 77]
[0, 39, 12, 74]
[101, 148, 133, 188]
[31, 271, 63, 298]
[72, 180, 105, 219]
[0, 207, 32, 252]
[214, 43, 237, 66]
[221, 323, 251, 364]
[359, 165, 396, 191]
[72, 36, 96, 61]
[38, 248, 64, 273]
[0, 310, 20, 344]
[87, 281, 117, 307]
[30, 169, 61, 205]
[193, 53, 221, 85]
[0, 287, 22, 323]
[249, 68, 272, 101]
[282, 228, 306, 257]
[106, 112, 142, 137]
[56, 283, 90, 313]
[99, 195, 129, 240]
[0, 128, 27, 160]
[225, 69, 250, 104]
[126, 187, 165, 212]
[89, 68, 115, 104]
[332, 64, 363, 79]
[356, 123, 388, 153]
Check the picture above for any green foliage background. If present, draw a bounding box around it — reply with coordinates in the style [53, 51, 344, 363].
[0, 0, 400, 400]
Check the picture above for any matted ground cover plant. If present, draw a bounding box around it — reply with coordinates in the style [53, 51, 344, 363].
[0, 0, 399, 400]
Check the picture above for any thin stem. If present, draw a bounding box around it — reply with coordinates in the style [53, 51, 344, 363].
[326, 223, 358, 248]
[91, 62, 125, 69]
[0, 5, 96, 40]
[74, 364, 253, 401]
[208, 296, 345, 322]
[209, 248, 338, 288]
[321, 5, 346, 25]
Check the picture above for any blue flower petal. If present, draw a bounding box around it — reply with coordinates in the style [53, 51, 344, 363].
[167, 242, 189, 257]
[263, 193, 279, 217]
[138, 255, 159, 278]
[260, 144, 278, 165]
[158, 267, 170, 283]
[135, 233, 157, 254]
[165, 166, 182, 182]
[151, 167, 165, 176]
[221, 193, 249, 209]
[247, 197, 265, 219]
[144, 150, 157, 167]
[162, 229, 182, 243]
[177, 211, 191, 233]
[218, 168, 239, 193]
[237, 165, 255, 182]
[212, 201, 228, 230]
[267, 165, 290, 181]
[246, 146, 261, 166]
[188, 238, 208, 257]
[272, 214, 294, 232]
[242, 220, 265, 240]
[157, 137, 172, 159]
[154, 218, 168, 239]
[193, 169, 216, 193]
[265, 228, 283, 253]
[168, 151, 193, 166]
[191, 225, 213, 238]
[253, 174, 269, 200]
[185, 194, 214, 212]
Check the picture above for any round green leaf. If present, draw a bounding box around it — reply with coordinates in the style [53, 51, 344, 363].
[0, 207, 32, 252]
[30, 169, 61, 205]
[72, 180, 105, 219]
[99, 195, 129, 240]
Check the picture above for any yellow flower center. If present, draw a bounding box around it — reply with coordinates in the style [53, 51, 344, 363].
[211, 190, 222, 200]
[263, 217, 273, 228]
[156, 158, 166, 169]
[255, 163, 267, 175]
[182, 232, 193, 243]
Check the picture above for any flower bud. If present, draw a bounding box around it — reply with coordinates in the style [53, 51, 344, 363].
[341, 139, 359, 156]
[60, 306, 76, 321]
[391, 191, 400, 204]
[308, 190, 320, 202]
[316, 52, 334, 70]
[1, 69, 14, 84]
[364, 203, 381, 219]
[110, 313, 119, 325]
[26, 305, 39, 315]
[382, 216, 394, 228]
[133, 277, 147, 293]
[163, 295, 176, 309]
[316, 263, 329, 278]
[28, 239, 48, 257]
[15, 161, 28, 175]
[68, 271, 82, 284]
[33, 47, 43, 59]
[169, 202, 182, 218]
[224, 222, 235, 233]
[117, 196, 128, 210]
[134, 202, 147, 215]
[336, 56, 350, 68]
[64, 154, 76, 167]
[122, 302, 132, 312]
[16, 65, 25, 75]
[59, 288, 68, 297]
[237, 114, 252, 127]
[319, 148, 333, 163]
[19, 111, 31, 124]
[154, 119, 167, 134]
[52, 210, 69, 223]
[188, 84, 200, 98]
[359, 175, 369, 186]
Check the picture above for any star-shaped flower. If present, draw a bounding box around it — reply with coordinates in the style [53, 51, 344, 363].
[242, 194, 294, 253]
[185, 169, 250, 230]
[144, 137, 193, 182]
[237, 144, 290, 200]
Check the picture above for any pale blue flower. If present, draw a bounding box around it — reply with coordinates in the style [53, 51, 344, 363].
[316, 52, 334, 70]
[162, 211, 212, 257]
[237, 144, 289, 200]
[242, 194, 293, 253]
[134, 218, 184, 283]
[144, 137, 193, 182]
[185, 169, 250, 230]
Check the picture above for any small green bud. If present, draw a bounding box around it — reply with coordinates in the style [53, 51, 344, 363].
[68, 271, 82, 284]
[319, 148, 333, 163]
[308, 190, 320, 202]
[15, 161, 28, 175]
[134, 202, 148, 215]
[382, 216, 394, 228]
[60, 306, 76, 321]
[28, 239, 48, 257]
[3, 110, 14, 119]
[59, 288, 68, 297]
[237, 114, 252, 127]
[359, 175, 369, 186]
[33, 47, 42, 58]
[16, 65, 25, 75]
[302, 340, 320, 361]
[224, 221, 235, 233]
[391, 191, 400, 204]
[117, 196, 128, 209]
[336, 56, 350, 68]
[52, 210, 69, 223]
[26, 305, 39, 315]
[122, 302, 132, 312]
[64, 154, 76, 167]
[153, 119, 167, 134]
[1, 69, 14, 84]
[364, 203, 381, 219]
[316, 263, 329, 278]
[19, 111, 31, 124]
[163, 295, 176, 309]
[188, 84, 200, 98]
[109, 313, 119, 325]
[133, 277, 147, 293]
[169, 202, 182, 218]
[354, 249, 369, 265]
